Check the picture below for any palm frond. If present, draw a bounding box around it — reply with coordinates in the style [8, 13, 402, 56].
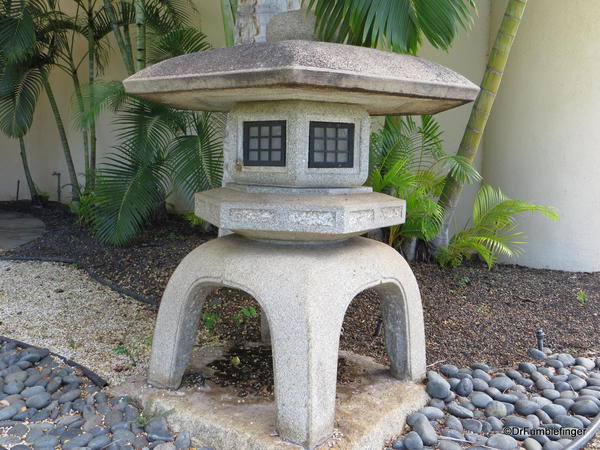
[0, 60, 43, 136]
[151, 0, 191, 27]
[169, 111, 224, 197]
[438, 184, 559, 268]
[473, 184, 558, 227]
[0, 0, 41, 62]
[93, 142, 171, 246]
[148, 26, 210, 63]
[143, 0, 189, 34]
[367, 114, 450, 244]
[304, 0, 475, 54]
[412, 0, 475, 51]
[114, 98, 184, 151]
[73, 80, 128, 129]
[444, 155, 482, 185]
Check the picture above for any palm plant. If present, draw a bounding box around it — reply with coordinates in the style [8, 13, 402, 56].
[367, 115, 480, 260]
[58, 0, 115, 189]
[81, 26, 223, 246]
[101, 0, 191, 75]
[436, 184, 558, 268]
[0, 0, 84, 201]
[0, 53, 44, 205]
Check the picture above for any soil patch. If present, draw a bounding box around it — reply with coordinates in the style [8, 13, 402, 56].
[188, 345, 354, 398]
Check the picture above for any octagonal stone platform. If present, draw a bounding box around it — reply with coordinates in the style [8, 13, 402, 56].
[195, 186, 405, 241]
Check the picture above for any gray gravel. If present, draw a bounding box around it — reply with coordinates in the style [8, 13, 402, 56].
[0, 260, 157, 385]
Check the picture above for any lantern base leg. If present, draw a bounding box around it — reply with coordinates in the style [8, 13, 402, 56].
[147, 234, 426, 448]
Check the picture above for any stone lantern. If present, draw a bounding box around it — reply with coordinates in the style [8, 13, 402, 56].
[124, 11, 478, 449]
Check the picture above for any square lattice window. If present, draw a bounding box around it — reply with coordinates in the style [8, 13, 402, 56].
[243, 121, 286, 166]
[308, 122, 354, 168]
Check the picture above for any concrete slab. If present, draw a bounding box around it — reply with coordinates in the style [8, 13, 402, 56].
[0, 212, 45, 251]
[111, 349, 427, 450]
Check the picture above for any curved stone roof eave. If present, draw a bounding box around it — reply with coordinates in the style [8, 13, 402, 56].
[123, 40, 480, 114]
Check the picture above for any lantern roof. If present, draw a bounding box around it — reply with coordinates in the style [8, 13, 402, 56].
[123, 40, 479, 115]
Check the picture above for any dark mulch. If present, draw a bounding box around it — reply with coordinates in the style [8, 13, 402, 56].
[0, 201, 215, 301]
[2, 201, 599, 383]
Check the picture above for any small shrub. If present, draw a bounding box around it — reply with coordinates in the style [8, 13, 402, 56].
[232, 306, 257, 325]
[69, 189, 96, 226]
[114, 345, 137, 366]
[202, 312, 218, 331]
[367, 115, 480, 250]
[576, 290, 587, 305]
[436, 184, 558, 269]
[182, 211, 205, 228]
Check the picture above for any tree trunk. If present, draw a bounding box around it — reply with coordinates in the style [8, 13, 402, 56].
[134, 0, 146, 71]
[103, 0, 135, 75]
[18, 137, 43, 206]
[70, 69, 89, 177]
[42, 72, 81, 202]
[433, 0, 528, 249]
[87, 1, 97, 188]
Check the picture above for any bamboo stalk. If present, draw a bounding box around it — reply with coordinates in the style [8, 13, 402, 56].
[121, 0, 134, 66]
[220, 0, 236, 47]
[134, 0, 145, 71]
[70, 68, 90, 176]
[103, 0, 135, 74]
[42, 72, 81, 201]
[434, 0, 528, 249]
[88, 0, 97, 188]
[18, 136, 39, 203]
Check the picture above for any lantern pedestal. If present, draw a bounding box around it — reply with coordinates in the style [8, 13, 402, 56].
[112, 349, 427, 450]
[147, 234, 426, 448]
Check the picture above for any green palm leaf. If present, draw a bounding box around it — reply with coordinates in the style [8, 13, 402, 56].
[304, 0, 475, 54]
[73, 80, 128, 130]
[169, 111, 224, 197]
[440, 184, 558, 268]
[148, 26, 210, 63]
[143, 0, 189, 34]
[93, 142, 171, 246]
[0, 0, 42, 62]
[114, 98, 184, 150]
[443, 155, 481, 185]
[0, 60, 43, 137]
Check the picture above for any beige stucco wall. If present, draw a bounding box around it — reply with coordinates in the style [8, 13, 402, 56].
[484, 0, 600, 271]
